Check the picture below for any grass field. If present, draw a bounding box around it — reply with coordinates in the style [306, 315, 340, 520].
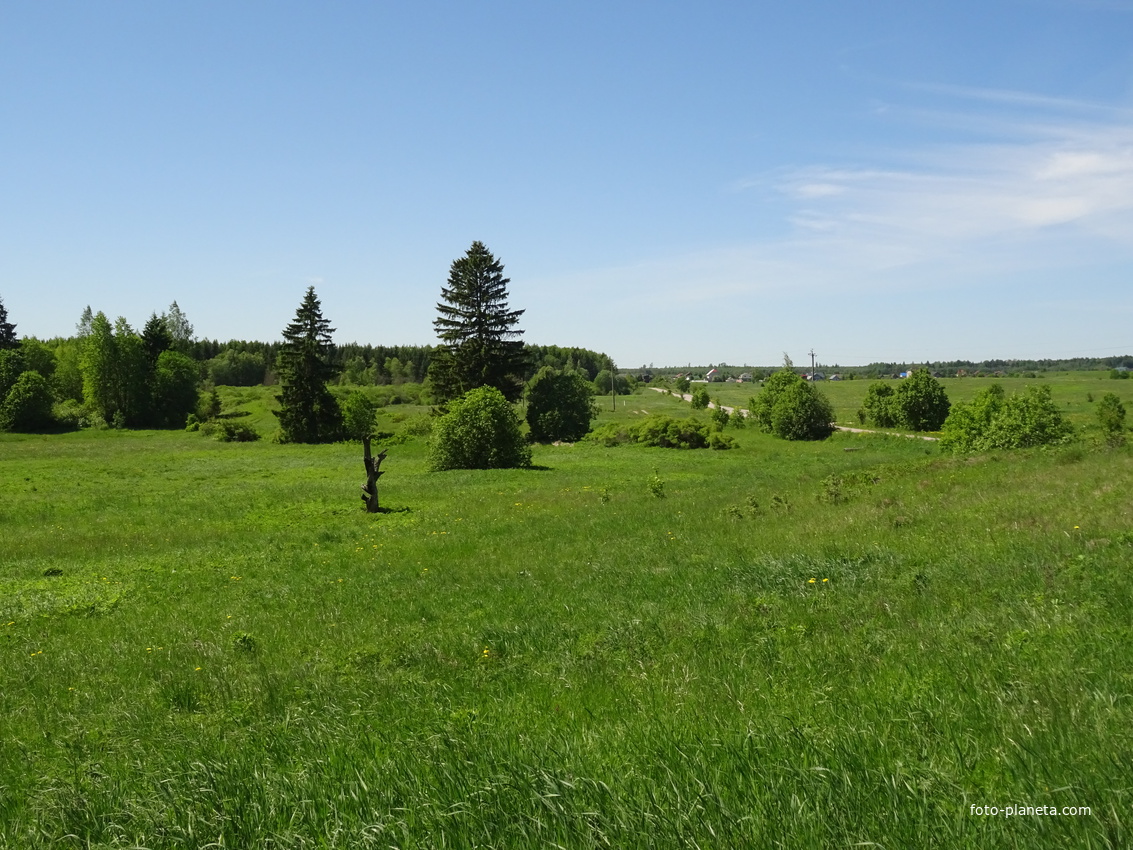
[685, 372, 1133, 434]
[1, 384, 1131, 847]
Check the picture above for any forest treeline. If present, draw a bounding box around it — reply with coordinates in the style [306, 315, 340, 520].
[658, 355, 1133, 382]
[0, 293, 618, 432]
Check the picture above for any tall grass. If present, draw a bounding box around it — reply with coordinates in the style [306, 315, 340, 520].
[1, 414, 1129, 847]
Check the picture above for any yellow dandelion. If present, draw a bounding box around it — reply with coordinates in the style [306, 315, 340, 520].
[823, 578, 829, 582]
[808, 578, 816, 584]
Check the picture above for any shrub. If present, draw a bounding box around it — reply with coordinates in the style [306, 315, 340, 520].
[860, 382, 897, 427]
[52, 398, 87, 430]
[635, 414, 711, 448]
[428, 386, 532, 471]
[673, 376, 690, 394]
[941, 384, 1072, 452]
[399, 413, 434, 437]
[1097, 392, 1126, 445]
[769, 381, 835, 441]
[525, 367, 598, 443]
[709, 400, 730, 430]
[341, 390, 378, 441]
[708, 431, 738, 450]
[0, 371, 54, 431]
[198, 388, 222, 421]
[215, 421, 261, 442]
[891, 370, 950, 431]
[587, 422, 634, 447]
[748, 369, 802, 432]
[690, 387, 710, 409]
[587, 414, 733, 450]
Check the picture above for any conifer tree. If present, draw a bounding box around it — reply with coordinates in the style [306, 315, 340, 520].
[275, 287, 342, 443]
[142, 313, 174, 366]
[0, 295, 17, 350]
[428, 241, 526, 402]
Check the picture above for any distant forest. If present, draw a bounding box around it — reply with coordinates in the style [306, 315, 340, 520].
[657, 355, 1133, 381]
[30, 324, 616, 391]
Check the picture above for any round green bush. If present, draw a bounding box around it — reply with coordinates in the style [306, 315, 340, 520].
[770, 381, 834, 441]
[860, 381, 896, 427]
[0, 370, 54, 432]
[891, 369, 950, 431]
[428, 386, 532, 471]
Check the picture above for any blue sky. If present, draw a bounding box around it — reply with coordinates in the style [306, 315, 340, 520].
[2, 1, 1131, 368]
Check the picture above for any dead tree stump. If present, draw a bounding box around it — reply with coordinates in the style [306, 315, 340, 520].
[360, 436, 387, 513]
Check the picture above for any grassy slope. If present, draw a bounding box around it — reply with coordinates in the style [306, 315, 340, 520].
[0, 392, 1130, 847]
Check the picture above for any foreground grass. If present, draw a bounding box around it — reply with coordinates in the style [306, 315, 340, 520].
[1, 421, 1130, 847]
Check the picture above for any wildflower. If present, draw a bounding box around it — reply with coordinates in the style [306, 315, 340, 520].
[808, 578, 816, 584]
[823, 578, 829, 583]
[195, 667, 202, 671]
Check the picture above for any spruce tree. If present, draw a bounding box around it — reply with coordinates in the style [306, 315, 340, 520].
[0, 295, 17, 350]
[142, 313, 174, 366]
[428, 241, 526, 402]
[275, 287, 342, 443]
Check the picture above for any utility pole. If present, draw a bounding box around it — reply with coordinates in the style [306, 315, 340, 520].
[809, 349, 816, 379]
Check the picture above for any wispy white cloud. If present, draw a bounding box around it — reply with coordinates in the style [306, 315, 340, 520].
[527, 85, 1133, 367]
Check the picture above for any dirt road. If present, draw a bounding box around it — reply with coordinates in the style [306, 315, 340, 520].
[647, 386, 939, 441]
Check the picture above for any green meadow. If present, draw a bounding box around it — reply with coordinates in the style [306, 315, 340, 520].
[698, 372, 1133, 432]
[2, 384, 1130, 847]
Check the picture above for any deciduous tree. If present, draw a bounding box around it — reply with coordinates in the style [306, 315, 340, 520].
[163, 301, 195, 352]
[525, 367, 598, 443]
[750, 369, 834, 440]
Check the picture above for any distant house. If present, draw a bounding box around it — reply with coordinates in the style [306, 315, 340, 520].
[705, 368, 719, 381]
[828, 374, 841, 381]
[738, 373, 753, 382]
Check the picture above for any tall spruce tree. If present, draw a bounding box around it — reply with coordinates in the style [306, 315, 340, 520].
[0, 295, 17, 350]
[142, 313, 174, 366]
[275, 287, 342, 443]
[428, 241, 526, 402]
